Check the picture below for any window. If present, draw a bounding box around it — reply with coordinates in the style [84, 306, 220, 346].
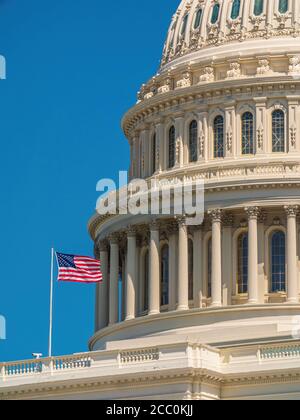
[189, 120, 198, 163]
[237, 233, 248, 294]
[278, 0, 288, 14]
[254, 0, 264, 16]
[207, 238, 212, 298]
[194, 8, 203, 29]
[272, 110, 285, 152]
[168, 126, 176, 168]
[214, 116, 224, 158]
[188, 239, 194, 301]
[143, 251, 149, 311]
[169, 23, 176, 47]
[211, 3, 220, 24]
[231, 0, 241, 20]
[152, 133, 156, 174]
[161, 245, 169, 306]
[242, 112, 254, 155]
[271, 231, 286, 293]
[181, 14, 189, 37]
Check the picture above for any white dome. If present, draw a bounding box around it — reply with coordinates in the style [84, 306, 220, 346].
[161, 0, 300, 68]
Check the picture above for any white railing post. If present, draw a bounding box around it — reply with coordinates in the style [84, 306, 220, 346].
[0, 363, 6, 382]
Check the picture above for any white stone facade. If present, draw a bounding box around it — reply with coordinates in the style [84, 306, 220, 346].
[2, 0, 300, 400]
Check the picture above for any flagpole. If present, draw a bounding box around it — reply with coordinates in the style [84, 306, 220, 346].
[48, 248, 55, 358]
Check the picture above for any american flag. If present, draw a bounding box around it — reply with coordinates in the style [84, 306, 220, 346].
[56, 253, 103, 284]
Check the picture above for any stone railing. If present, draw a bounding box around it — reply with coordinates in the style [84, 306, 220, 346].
[0, 354, 92, 381]
[259, 343, 300, 361]
[119, 348, 160, 365]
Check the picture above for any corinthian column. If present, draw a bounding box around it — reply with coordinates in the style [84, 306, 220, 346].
[109, 234, 119, 325]
[126, 228, 137, 321]
[246, 207, 260, 304]
[95, 240, 109, 331]
[177, 218, 189, 311]
[285, 206, 299, 304]
[149, 221, 160, 315]
[209, 209, 222, 308]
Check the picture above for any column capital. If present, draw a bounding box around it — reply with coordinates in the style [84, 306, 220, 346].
[208, 209, 222, 223]
[176, 216, 187, 227]
[149, 220, 160, 232]
[285, 205, 299, 218]
[127, 225, 137, 238]
[99, 239, 109, 253]
[245, 206, 260, 220]
[108, 233, 120, 245]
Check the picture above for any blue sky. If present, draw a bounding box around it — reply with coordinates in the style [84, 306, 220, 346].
[0, 0, 179, 362]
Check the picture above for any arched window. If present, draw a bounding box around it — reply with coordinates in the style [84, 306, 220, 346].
[168, 126, 176, 168]
[211, 3, 220, 24]
[207, 238, 212, 298]
[214, 115, 224, 158]
[188, 239, 194, 301]
[189, 120, 198, 163]
[278, 0, 288, 14]
[169, 23, 176, 47]
[238, 233, 248, 294]
[271, 231, 286, 292]
[194, 8, 203, 29]
[152, 133, 156, 174]
[181, 14, 189, 37]
[242, 112, 254, 155]
[143, 251, 149, 312]
[231, 0, 241, 20]
[272, 110, 285, 153]
[254, 0, 264, 16]
[161, 245, 169, 306]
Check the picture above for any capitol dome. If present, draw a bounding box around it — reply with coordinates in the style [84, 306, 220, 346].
[161, 0, 300, 69]
[88, 0, 300, 400]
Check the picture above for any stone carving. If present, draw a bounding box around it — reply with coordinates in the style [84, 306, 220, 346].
[227, 62, 241, 79]
[199, 129, 205, 157]
[208, 209, 222, 223]
[289, 56, 300, 75]
[290, 124, 297, 147]
[257, 59, 271, 76]
[284, 205, 299, 217]
[198, 67, 214, 83]
[245, 207, 260, 220]
[176, 70, 192, 89]
[257, 125, 264, 150]
[226, 127, 233, 152]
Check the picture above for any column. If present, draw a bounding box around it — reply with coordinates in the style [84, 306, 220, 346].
[177, 218, 189, 311]
[193, 228, 203, 308]
[222, 214, 233, 306]
[209, 209, 222, 308]
[246, 207, 259, 304]
[168, 224, 178, 311]
[285, 206, 299, 304]
[109, 234, 119, 325]
[258, 212, 266, 304]
[149, 221, 160, 315]
[126, 228, 137, 321]
[95, 240, 109, 331]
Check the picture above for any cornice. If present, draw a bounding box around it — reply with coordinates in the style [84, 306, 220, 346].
[88, 163, 300, 240]
[122, 77, 300, 138]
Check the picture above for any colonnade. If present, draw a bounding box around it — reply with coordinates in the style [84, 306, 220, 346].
[95, 205, 300, 331]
